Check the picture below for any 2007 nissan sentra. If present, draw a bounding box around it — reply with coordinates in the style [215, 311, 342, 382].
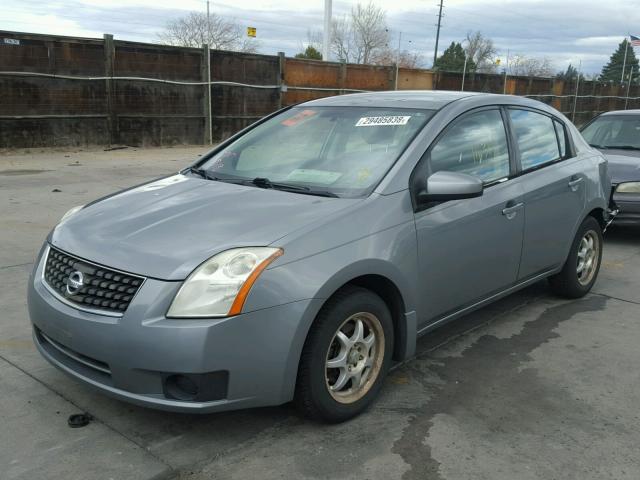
[28, 91, 612, 422]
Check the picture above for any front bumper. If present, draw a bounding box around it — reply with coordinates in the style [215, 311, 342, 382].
[28, 246, 322, 413]
[612, 192, 640, 226]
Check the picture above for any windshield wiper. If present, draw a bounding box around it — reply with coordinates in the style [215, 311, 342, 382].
[187, 166, 214, 179]
[186, 170, 339, 197]
[250, 177, 340, 197]
[187, 167, 248, 184]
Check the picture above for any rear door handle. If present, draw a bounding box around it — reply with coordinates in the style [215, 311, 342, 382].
[568, 177, 584, 191]
[502, 202, 524, 220]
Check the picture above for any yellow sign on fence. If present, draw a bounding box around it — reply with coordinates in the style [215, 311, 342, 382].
[247, 27, 256, 38]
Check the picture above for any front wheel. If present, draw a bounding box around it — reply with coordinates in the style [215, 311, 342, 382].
[548, 216, 603, 298]
[295, 286, 394, 423]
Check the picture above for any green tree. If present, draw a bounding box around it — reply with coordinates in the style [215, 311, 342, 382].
[600, 39, 639, 82]
[295, 45, 323, 60]
[557, 64, 583, 82]
[434, 42, 476, 72]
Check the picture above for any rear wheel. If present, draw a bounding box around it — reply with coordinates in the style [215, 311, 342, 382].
[548, 216, 603, 298]
[295, 286, 393, 423]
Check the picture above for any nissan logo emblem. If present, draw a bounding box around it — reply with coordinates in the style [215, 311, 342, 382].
[66, 271, 84, 296]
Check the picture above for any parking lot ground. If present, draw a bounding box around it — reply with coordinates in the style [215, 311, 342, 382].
[1, 147, 639, 480]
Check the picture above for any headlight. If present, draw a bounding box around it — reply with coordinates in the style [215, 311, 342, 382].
[59, 205, 84, 224]
[167, 247, 283, 318]
[616, 182, 640, 193]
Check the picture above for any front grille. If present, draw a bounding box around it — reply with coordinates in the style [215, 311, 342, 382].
[44, 246, 145, 315]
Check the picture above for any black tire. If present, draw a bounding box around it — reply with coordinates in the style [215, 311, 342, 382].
[295, 286, 394, 423]
[548, 216, 603, 298]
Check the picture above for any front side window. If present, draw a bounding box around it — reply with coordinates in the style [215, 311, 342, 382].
[200, 106, 434, 197]
[429, 109, 510, 183]
[509, 109, 561, 170]
[581, 115, 640, 150]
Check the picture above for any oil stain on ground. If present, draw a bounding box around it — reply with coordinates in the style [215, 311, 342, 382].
[392, 294, 608, 480]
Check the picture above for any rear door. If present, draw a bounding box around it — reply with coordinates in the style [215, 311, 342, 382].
[507, 108, 586, 280]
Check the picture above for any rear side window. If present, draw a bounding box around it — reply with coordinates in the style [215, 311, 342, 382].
[509, 109, 561, 170]
[553, 120, 568, 158]
[429, 109, 510, 183]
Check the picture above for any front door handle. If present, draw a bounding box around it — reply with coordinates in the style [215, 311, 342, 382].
[502, 202, 524, 220]
[568, 177, 584, 191]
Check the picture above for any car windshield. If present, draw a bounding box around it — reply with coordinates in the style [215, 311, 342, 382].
[198, 106, 434, 197]
[581, 115, 640, 150]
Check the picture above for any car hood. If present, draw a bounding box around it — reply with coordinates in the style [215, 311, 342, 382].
[602, 150, 640, 184]
[51, 174, 359, 280]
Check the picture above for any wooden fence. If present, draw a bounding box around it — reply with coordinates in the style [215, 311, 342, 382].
[1, 30, 638, 148]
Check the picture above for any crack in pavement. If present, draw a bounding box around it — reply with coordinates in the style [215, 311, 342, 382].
[592, 291, 640, 306]
[0, 352, 176, 478]
[0, 262, 33, 270]
[391, 294, 609, 480]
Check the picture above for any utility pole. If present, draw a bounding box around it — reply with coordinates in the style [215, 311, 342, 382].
[206, 1, 211, 44]
[432, 0, 444, 68]
[323, 0, 332, 61]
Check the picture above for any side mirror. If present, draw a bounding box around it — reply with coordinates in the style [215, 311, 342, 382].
[417, 171, 484, 203]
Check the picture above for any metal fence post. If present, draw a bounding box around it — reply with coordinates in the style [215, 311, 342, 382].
[278, 52, 285, 109]
[572, 71, 580, 122]
[461, 56, 467, 91]
[103, 34, 116, 146]
[201, 44, 212, 145]
[625, 66, 634, 110]
[339, 60, 347, 95]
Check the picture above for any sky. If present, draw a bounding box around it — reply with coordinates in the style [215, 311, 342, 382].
[1, 0, 639, 75]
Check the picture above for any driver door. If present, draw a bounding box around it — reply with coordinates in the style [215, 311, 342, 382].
[412, 107, 525, 329]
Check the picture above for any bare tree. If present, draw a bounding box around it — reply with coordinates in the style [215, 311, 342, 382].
[371, 48, 424, 68]
[158, 12, 259, 53]
[331, 15, 357, 62]
[508, 54, 554, 77]
[464, 31, 498, 73]
[351, 2, 389, 64]
[331, 2, 389, 64]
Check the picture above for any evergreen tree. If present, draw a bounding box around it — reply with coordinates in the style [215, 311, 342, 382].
[434, 42, 476, 72]
[295, 45, 323, 60]
[600, 39, 639, 82]
[557, 64, 581, 81]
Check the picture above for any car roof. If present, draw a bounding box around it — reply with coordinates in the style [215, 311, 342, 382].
[599, 109, 640, 116]
[301, 90, 550, 111]
[303, 90, 484, 110]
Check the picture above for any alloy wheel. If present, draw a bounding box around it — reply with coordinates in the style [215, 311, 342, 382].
[324, 312, 385, 404]
[576, 230, 600, 286]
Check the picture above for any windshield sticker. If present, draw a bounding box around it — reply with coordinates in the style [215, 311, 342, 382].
[355, 116, 411, 127]
[281, 109, 317, 127]
[286, 169, 342, 184]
